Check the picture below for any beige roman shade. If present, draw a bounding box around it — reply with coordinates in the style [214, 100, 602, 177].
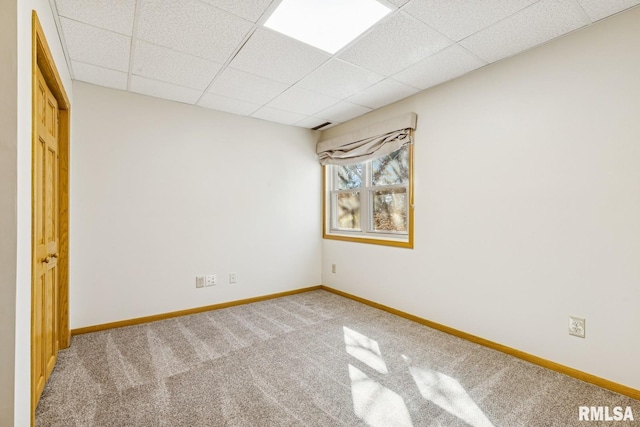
[316, 113, 417, 165]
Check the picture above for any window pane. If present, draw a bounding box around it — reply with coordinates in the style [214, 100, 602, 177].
[337, 164, 363, 189]
[372, 188, 407, 232]
[372, 145, 409, 186]
[336, 192, 361, 229]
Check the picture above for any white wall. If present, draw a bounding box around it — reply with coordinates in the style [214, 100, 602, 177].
[0, 1, 18, 425]
[321, 7, 640, 390]
[70, 82, 322, 328]
[14, 1, 73, 425]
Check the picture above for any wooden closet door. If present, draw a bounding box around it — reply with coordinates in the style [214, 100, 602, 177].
[33, 66, 60, 404]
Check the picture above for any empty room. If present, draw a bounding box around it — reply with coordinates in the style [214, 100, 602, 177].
[2, 0, 640, 425]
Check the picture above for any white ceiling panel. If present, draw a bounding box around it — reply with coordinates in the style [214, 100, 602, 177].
[55, 0, 136, 35]
[460, 0, 588, 63]
[71, 61, 128, 90]
[251, 107, 308, 125]
[207, 67, 288, 105]
[405, 0, 538, 42]
[60, 17, 131, 72]
[339, 12, 453, 76]
[132, 41, 222, 90]
[54, 0, 638, 126]
[199, 0, 274, 22]
[198, 93, 262, 116]
[317, 101, 372, 123]
[230, 28, 331, 84]
[137, 0, 253, 63]
[576, 0, 640, 22]
[347, 78, 419, 109]
[266, 87, 340, 116]
[394, 44, 487, 90]
[296, 59, 384, 99]
[130, 76, 202, 104]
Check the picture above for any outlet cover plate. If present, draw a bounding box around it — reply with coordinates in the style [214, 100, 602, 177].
[229, 273, 237, 284]
[205, 275, 217, 287]
[196, 276, 205, 288]
[569, 316, 585, 338]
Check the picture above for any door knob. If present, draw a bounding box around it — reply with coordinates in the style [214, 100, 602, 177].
[41, 253, 58, 263]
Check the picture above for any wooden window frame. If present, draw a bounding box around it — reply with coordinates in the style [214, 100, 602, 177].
[322, 144, 414, 249]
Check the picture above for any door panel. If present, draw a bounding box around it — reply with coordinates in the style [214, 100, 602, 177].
[33, 66, 59, 404]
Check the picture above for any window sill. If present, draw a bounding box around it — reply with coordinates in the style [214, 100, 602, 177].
[323, 232, 413, 249]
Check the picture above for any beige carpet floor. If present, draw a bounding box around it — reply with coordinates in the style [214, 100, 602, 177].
[36, 290, 639, 426]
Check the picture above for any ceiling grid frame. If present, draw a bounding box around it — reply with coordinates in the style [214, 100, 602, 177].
[126, 0, 144, 91]
[49, 0, 640, 128]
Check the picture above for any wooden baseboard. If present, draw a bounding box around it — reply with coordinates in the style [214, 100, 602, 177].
[320, 285, 640, 401]
[71, 285, 322, 335]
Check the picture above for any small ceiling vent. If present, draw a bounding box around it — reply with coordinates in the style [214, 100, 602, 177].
[311, 122, 332, 131]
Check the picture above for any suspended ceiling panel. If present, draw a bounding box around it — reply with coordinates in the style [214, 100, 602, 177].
[52, 0, 640, 128]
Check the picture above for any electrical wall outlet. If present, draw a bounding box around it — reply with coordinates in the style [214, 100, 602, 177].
[331, 264, 336, 274]
[569, 316, 585, 338]
[229, 273, 237, 284]
[195, 276, 205, 288]
[205, 275, 217, 287]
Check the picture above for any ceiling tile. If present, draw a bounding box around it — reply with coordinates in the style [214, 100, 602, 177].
[137, 0, 253, 63]
[251, 107, 308, 125]
[130, 76, 202, 104]
[71, 61, 128, 90]
[339, 12, 453, 76]
[56, 0, 632, 129]
[266, 87, 340, 116]
[132, 41, 222, 90]
[296, 59, 384, 99]
[317, 101, 372, 123]
[54, 0, 136, 35]
[405, 0, 538, 42]
[230, 28, 331, 84]
[393, 44, 487, 90]
[576, 0, 640, 21]
[347, 78, 419, 109]
[295, 116, 333, 129]
[60, 17, 131, 71]
[207, 67, 288, 105]
[198, 93, 262, 115]
[199, 0, 274, 22]
[459, 0, 588, 63]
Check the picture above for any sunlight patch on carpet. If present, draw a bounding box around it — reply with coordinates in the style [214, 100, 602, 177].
[403, 355, 495, 427]
[343, 326, 388, 374]
[349, 364, 413, 427]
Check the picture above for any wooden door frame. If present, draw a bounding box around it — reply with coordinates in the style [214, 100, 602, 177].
[31, 10, 70, 423]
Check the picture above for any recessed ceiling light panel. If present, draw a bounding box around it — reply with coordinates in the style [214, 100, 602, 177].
[264, 0, 392, 54]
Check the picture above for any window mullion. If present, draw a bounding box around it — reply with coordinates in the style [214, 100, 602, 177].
[362, 161, 371, 233]
[370, 183, 407, 191]
[329, 190, 336, 230]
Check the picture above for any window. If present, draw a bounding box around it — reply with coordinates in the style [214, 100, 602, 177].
[317, 112, 417, 247]
[323, 144, 414, 248]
